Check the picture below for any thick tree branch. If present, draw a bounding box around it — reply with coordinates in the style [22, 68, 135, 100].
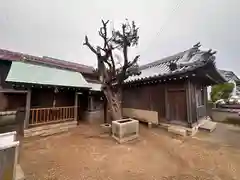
[103, 59, 112, 71]
[83, 36, 98, 55]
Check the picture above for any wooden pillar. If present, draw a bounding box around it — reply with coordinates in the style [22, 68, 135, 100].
[90, 96, 94, 110]
[204, 87, 208, 118]
[74, 92, 78, 121]
[88, 93, 93, 111]
[186, 80, 193, 127]
[164, 85, 169, 120]
[24, 89, 31, 129]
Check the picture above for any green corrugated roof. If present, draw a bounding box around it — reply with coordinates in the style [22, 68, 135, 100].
[88, 82, 102, 91]
[6, 61, 90, 88]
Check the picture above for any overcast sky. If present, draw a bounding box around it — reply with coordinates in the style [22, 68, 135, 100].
[0, 0, 239, 75]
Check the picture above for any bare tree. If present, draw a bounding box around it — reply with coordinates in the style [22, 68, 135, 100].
[84, 19, 140, 121]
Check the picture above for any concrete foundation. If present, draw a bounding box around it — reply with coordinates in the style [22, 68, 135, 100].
[168, 126, 187, 136]
[112, 118, 139, 143]
[159, 118, 216, 137]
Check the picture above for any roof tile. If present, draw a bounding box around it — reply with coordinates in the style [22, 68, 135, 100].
[126, 47, 217, 83]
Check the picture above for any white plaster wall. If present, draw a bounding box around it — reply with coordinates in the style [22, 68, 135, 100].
[123, 108, 158, 124]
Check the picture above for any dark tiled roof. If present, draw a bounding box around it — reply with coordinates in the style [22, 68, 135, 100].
[0, 49, 95, 74]
[218, 69, 240, 82]
[126, 45, 224, 83]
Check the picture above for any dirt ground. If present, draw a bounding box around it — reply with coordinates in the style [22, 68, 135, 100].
[20, 124, 240, 180]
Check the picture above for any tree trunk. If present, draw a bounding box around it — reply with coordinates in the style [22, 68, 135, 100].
[103, 86, 122, 122]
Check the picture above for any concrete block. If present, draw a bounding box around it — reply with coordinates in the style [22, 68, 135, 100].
[168, 126, 187, 137]
[112, 118, 139, 143]
[199, 121, 217, 132]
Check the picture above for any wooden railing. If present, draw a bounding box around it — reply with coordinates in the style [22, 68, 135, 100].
[29, 106, 75, 126]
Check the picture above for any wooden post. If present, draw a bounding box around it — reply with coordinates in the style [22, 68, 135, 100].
[186, 80, 193, 127]
[204, 87, 207, 118]
[24, 89, 31, 129]
[74, 92, 78, 121]
[88, 94, 93, 111]
[164, 85, 169, 120]
[90, 96, 94, 111]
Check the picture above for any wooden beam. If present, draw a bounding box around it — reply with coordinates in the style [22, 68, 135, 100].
[0, 89, 27, 93]
[24, 89, 31, 129]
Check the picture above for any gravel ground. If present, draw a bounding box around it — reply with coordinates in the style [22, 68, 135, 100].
[20, 124, 240, 180]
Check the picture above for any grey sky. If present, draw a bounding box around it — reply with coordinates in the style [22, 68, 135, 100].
[0, 0, 239, 75]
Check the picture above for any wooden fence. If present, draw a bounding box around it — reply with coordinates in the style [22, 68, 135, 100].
[29, 106, 75, 126]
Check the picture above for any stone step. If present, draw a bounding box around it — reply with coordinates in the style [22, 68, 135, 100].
[24, 124, 76, 138]
[25, 121, 76, 133]
[199, 121, 217, 132]
[26, 121, 76, 133]
[24, 121, 77, 138]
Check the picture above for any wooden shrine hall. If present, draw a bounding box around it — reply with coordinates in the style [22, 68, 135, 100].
[0, 49, 103, 128]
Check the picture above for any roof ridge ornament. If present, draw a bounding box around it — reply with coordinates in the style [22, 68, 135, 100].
[193, 42, 201, 49]
[206, 49, 217, 56]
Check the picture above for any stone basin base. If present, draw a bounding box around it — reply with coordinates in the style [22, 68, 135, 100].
[112, 118, 139, 143]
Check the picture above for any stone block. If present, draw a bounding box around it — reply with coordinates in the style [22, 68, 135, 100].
[112, 118, 139, 143]
[168, 126, 187, 137]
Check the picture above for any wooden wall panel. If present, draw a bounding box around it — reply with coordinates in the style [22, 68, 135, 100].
[190, 81, 208, 122]
[167, 81, 185, 90]
[55, 91, 75, 107]
[3, 93, 26, 111]
[148, 84, 166, 119]
[31, 88, 54, 108]
[122, 86, 151, 110]
[122, 83, 166, 123]
[31, 88, 77, 108]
